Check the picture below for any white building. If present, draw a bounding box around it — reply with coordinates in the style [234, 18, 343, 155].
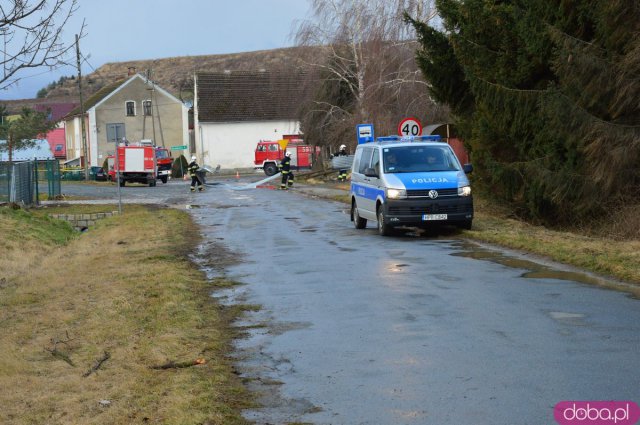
[193, 71, 307, 169]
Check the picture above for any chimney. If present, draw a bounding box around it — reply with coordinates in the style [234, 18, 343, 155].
[127, 66, 137, 76]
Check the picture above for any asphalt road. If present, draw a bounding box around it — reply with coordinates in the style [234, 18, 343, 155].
[60, 178, 640, 425]
[186, 178, 640, 425]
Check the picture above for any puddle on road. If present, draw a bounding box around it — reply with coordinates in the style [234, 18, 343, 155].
[387, 263, 410, 272]
[452, 243, 639, 298]
[338, 246, 357, 252]
[548, 311, 587, 326]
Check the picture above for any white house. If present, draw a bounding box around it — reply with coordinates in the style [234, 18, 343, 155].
[193, 70, 307, 169]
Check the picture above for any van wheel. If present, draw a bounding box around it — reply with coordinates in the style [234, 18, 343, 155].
[352, 200, 367, 229]
[160, 176, 168, 184]
[377, 206, 393, 236]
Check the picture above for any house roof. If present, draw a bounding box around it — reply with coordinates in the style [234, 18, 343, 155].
[33, 103, 78, 122]
[196, 71, 308, 122]
[0, 139, 54, 161]
[65, 79, 126, 118]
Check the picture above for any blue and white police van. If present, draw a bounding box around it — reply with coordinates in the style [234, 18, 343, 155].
[350, 135, 474, 236]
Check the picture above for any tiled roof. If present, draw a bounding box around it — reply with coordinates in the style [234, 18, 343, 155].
[64, 79, 127, 118]
[196, 71, 307, 122]
[33, 103, 78, 122]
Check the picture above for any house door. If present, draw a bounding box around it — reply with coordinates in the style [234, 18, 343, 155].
[106, 123, 125, 143]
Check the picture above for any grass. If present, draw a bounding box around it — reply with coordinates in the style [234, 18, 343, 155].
[469, 210, 640, 284]
[0, 205, 252, 424]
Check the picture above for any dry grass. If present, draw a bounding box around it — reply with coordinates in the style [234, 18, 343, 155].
[469, 211, 640, 285]
[0, 205, 251, 424]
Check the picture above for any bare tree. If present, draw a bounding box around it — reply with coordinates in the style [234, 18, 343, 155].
[293, 0, 442, 149]
[0, 0, 80, 91]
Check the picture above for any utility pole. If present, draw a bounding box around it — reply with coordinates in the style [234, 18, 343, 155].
[76, 34, 89, 180]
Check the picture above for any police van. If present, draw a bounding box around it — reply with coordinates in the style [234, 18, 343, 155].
[350, 135, 474, 236]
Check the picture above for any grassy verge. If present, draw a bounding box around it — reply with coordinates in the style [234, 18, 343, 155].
[298, 177, 640, 286]
[0, 205, 251, 424]
[467, 207, 640, 285]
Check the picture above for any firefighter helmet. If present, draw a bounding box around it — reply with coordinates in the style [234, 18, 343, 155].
[191, 155, 197, 161]
[285, 151, 291, 157]
[339, 144, 346, 150]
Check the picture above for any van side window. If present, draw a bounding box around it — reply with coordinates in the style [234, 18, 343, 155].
[352, 148, 363, 172]
[358, 148, 373, 174]
[371, 149, 380, 175]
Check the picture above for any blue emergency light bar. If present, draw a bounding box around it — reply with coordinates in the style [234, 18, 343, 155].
[375, 135, 442, 143]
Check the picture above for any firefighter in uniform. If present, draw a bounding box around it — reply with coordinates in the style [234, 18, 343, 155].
[333, 144, 349, 182]
[279, 151, 294, 190]
[188, 155, 204, 192]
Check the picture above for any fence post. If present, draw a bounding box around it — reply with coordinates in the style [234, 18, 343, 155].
[34, 159, 40, 205]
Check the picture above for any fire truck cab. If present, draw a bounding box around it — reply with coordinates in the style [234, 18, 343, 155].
[254, 138, 320, 176]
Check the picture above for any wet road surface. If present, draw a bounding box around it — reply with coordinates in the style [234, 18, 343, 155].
[58, 179, 640, 424]
[184, 179, 640, 425]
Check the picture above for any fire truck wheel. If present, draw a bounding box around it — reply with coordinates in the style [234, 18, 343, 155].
[149, 180, 157, 187]
[264, 163, 278, 176]
[119, 179, 125, 187]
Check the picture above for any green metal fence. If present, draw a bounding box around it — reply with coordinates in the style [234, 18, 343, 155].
[0, 160, 61, 205]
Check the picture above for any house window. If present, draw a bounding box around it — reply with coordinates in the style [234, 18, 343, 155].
[55, 144, 63, 152]
[106, 123, 126, 143]
[143, 100, 152, 116]
[125, 101, 136, 116]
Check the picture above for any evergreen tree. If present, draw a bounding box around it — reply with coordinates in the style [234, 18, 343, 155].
[407, 0, 640, 223]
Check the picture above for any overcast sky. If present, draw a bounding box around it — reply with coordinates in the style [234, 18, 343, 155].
[1, 0, 311, 100]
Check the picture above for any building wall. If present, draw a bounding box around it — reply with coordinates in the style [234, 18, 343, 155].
[92, 77, 187, 166]
[65, 117, 80, 161]
[46, 127, 66, 159]
[198, 120, 300, 169]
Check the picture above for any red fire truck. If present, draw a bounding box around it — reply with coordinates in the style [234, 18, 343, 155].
[107, 144, 157, 187]
[155, 147, 172, 183]
[254, 138, 321, 176]
[107, 144, 173, 185]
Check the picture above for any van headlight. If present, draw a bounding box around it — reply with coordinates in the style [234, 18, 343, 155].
[458, 185, 472, 196]
[387, 188, 407, 199]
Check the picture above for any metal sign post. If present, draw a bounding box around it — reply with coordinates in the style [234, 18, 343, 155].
[115, 140, 123, 214]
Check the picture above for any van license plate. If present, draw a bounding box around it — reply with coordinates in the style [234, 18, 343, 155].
[422, 214, 448, 221]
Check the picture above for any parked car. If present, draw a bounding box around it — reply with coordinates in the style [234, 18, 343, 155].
[90, 166, 107, 181]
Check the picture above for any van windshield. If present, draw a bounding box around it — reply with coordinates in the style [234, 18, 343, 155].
[382, 145, 460, 173]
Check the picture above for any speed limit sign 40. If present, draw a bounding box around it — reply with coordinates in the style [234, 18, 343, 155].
[398, 117, 423, 137]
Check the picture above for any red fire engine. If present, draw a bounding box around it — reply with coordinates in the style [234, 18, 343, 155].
[254, 138, 321, 176]
[107, 144, 157, 187]
[107, 143, 173, 185]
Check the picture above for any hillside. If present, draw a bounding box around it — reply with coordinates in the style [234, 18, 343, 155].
[3, 46, 319, 111]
